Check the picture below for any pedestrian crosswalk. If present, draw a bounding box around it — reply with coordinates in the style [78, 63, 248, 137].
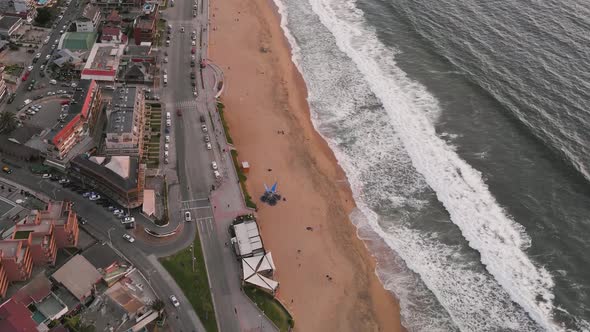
[181, 198, 209, 210]
[173, 99, 198, 111]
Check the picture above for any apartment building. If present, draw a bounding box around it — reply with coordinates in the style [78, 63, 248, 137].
[75, 4, 101, 32]
[45, 80, 102, 160]
[105, 86, 145, 157]
[0, 241, 33, 283]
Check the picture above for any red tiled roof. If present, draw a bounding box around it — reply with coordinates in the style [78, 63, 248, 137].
[102, 27, 120, 36]
[81, 69, 117, 76]
[0, 299, 37, 331]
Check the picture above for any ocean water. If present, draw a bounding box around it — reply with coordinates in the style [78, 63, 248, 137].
[271, 0, 590, 331]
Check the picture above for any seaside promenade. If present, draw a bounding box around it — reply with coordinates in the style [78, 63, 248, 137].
[158, 0, 279, 330]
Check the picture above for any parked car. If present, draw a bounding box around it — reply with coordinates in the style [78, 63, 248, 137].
[164, 144, 169, 151]
[113, 209, 124, 215]
[214, 170, 221, 179]
[123, 234, 135, 243]
[170, 295, 180, 307]
[201, 124, 207, 132]
[211, 161, 218, 170]
[206, 143, 212, 150]
[204, 135, 210, 143]
[165, 135, 170, 143]
[42, 174, 51, 179]
[124, 217, 135, 223]
[2, 166, 12, 174]
[89, 194, 101, 201]
[83, 192, 93, 198]
[184, 211, 192, 222]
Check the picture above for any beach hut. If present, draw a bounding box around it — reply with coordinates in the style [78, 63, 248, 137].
[241, 161, 250, 173]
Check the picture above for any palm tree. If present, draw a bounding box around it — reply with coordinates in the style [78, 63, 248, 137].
[0, 111, 18, 134]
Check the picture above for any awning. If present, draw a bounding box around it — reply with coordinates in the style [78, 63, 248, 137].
[142, 189, 155, 216]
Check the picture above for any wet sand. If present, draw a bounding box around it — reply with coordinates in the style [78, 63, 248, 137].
[208, 0, 404, 330]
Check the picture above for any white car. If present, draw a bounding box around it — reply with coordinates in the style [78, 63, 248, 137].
[164, 57, 168, 63]
[170, 295, 180, 307]
[123, 234, 135, 243]
[166, 120, 171, 127]
[124, 217, 135, 223]
[201, 124, 207, 132]
[42, 173, 51, 179]
[180, 26, 185, 33]
[191, 41, 196, 46]
[27, 66, 34, 72]
[165, 135, 170, 143]
[164, 143, 169, 151]
[206, 143, 212, 150]
[184, 211, 192, 222]
[89, 194, 101, 201]
[164, 151, 169, 157]
[45, 54, 51, 60]
[164, 158, 169, 164]
[211, 161, 218, 170]
[113, 209, 124, 215]
[213, 170, 221, 179]
[35, 53, 41, 59]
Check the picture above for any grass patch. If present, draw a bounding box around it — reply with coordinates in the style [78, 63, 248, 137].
[160, 238, 217, 332]
[217, 102, 233, 145]
[243, 285, 294, 331]
[231, 150, 257, 209]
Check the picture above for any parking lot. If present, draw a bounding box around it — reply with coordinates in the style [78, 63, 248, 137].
[19, 98, 66, 128]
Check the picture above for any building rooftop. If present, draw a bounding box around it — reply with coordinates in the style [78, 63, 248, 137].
[233, 220, 264, 257]
[106, 111, 133, 134]
[45, 80, 93, 143]
[61, 32, 97, 51]
[112, 86, 138, 109]
[13, 274, 52, 306]
[0, 299, 38, 332]
[80, 4, 99, 21]
[81, 242, 128, 271]
[106, 10, 121, 23]
[71, 155, 139, 191]
[0, 16, 22, 31]
[124, 44, 151, 57]
[0, 240, 20, 258]
[81, 43, 124, 80]
[52, 254, 101, 301]
[104, 268, 156, 316]
[135, 15, 155, 30]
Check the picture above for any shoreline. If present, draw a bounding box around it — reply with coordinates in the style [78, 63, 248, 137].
[208, 0, 404, 330]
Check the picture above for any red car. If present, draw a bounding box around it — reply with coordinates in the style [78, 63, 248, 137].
[60, 100, 70, 105]
[176, 109, 182, 116]
[191, 48, 196, 54]
[22, 72, 29, 81]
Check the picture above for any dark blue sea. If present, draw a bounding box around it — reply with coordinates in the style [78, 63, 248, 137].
[271, 0, 590, 330]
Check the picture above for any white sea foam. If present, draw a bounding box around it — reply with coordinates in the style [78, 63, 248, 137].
[271, 0, 561, 330]
[305, 0, 560, 330]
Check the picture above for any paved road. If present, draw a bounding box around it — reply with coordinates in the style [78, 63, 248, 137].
[0, 167, 205, 332]
[5, 0, 83, 112]
[161, 0, 278, 331]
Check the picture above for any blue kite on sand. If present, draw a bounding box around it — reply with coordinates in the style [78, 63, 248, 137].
[261, 182, 281, 206]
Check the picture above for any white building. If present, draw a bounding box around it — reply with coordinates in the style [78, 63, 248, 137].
[75, 4, 101, 32]
[105, 86, 146, 156]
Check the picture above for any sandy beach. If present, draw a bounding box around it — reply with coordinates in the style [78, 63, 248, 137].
[208, 0, 403, 331]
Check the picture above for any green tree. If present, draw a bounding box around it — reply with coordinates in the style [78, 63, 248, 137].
[0, 111, 18, 134]
[151, 298, 165, 313]
[35, 8, 51, 26]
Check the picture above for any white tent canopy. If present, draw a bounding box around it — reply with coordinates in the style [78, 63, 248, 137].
[241, 252, 278, 293]
[245, 273, 279, 293]
[258, 252, 276, 272]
